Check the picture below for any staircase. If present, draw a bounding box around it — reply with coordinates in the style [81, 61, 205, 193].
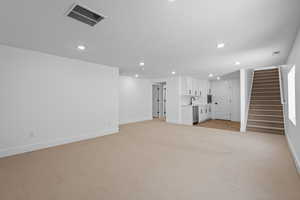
[247, 68, 285, 135]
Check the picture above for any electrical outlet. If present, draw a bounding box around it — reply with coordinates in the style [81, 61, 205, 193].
[29, 131, 35, 138]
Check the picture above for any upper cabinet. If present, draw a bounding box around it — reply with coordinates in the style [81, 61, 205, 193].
[181, 76, 193, 95]
[192, 79, 199, 97]
[181, 76, 211, 101]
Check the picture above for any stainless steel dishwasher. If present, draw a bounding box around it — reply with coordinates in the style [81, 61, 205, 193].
[192, 105, 199, 125]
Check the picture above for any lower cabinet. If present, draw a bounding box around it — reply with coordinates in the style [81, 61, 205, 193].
[181, 106, 193, 125]
[181, 105, 212, 125]
[198, 105, 211, 123]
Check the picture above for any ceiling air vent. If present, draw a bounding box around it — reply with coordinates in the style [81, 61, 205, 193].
[66, 4, 104, 27]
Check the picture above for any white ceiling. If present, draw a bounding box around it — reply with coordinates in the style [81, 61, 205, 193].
[0, 0, 300, 78]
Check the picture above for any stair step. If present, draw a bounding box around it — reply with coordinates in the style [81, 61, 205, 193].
[253, 75, 279, 80]
[252, 92, 280, 96]
[251, 100, 281, 105]
[247, 126, 284, 135]
[247, 124, 283, 130]
[253, 72, 279, 79]
[254, 69, 278, 74]
[248, 118, 283, 123]
[252, 90, 280, 93]
[248, 114, 283, 121]
[254, 73, 279, 78]
[253, 82, 280, 86]
[252, 81, 280, 87]
[252, 84, 280, 89]
[254, 73, 279, 77]
[252, 88, 280, 92]
[251, 96, 281, 100]
[249, 109, 283, 115]
[249, 104, 282, 110]
[253, 76, 279, 82]
[247, 124, 283, 131]
[253, 80, 280, 85]
[252, 88, 280, 93]
[248, 119, 284, 124]
[248, 120, 284, 128]
[252, 81, 280, 85]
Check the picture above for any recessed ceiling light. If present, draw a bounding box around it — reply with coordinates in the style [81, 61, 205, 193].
[142, 67, 145, 71]
[217, 76, 221, 80]
[168, 0, 176, 2]
[139, 62, 145, 66]
[172, 71, 176, 75]
[209, 73, 214, 78]
[77, 45, 86, 51]
[217, 43, 225, 48]
[273, 51, 280, 55]
[235, 61, 241, 65]
[135, 74, 139, 78]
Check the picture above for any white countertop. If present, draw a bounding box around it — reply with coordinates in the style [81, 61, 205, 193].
[181, 104, 210, 107]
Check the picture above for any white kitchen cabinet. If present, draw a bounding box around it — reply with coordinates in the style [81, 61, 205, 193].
[197, 79, 204, 97]
[181, 76, 193, 95]
[199, 80, 211, 104]
[207, 105, 212, 119]
[192, 78, 199, 96]
[204, 106, 209, 119]
[198, 105, 212, 122]
[198, 106, 204, 122]
[181, 105, 193, 125]
[202, 81, 208, 104]
[181, 77, 211, 98]
[181, 77, 186, 95]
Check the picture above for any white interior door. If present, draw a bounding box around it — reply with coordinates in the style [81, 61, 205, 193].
[211, 80, 230, 120]
[162, 84, 167, 117]
[152, 85, 159, 117]
[158, 85, 163, 118]
[153, 84, 165, 118]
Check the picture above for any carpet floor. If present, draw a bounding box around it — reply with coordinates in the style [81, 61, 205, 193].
[0, 120, 300, 200]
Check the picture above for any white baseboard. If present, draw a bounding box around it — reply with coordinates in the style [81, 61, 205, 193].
[119, 117, 152, 125]
[0, 128, 119, 158]
[286, 134, 300, 175]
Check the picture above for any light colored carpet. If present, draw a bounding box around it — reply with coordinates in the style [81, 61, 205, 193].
[0, 120, 300, 200]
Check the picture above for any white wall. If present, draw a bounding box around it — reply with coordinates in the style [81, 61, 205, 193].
[285, 29, 300, 173]
[0, 44, 119, 158]
[210, 78, 240, 122]
[240, 68, 254, 132]
[119, 76, 152, 124]
[166, 77, 181, 124]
